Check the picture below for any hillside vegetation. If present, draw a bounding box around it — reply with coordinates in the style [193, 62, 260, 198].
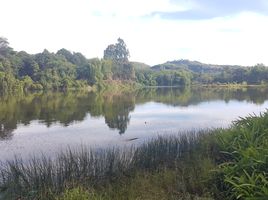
[1, 37, 268, 94]
[152, 60, 268, 85]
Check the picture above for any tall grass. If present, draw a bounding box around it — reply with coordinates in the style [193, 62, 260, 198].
[0, 132, 217, 200]
[215, 111, 268, 199]
[0, 111, 268, 199]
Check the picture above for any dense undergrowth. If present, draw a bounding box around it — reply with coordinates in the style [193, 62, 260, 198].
[216, 112, 268, 199]
[0, 111, 267, 200]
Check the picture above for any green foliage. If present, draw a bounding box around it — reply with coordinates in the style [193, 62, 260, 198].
[0, 72, 23, 94]
[88, 58, 104, 84]
[152, 60, 268, 85]
[21, 76, 34, 91]
[1, 36, 268, 94]
[103, 38, 129, 63]
[0, 37, 9, 50]
[0, 132, 216, 200]
[56, 187, 92, 200]
[101, 59, 113, 80]
[0, 37, 139, 93]
[135, 69, 193, 87]
[0, 47, 83, 92]
[0, 37, 12, 56]
[1, 110, 268, 199]
[215, 112, 268, 199]
[103, 38, 135, 81]
[18, 56, 39, 79]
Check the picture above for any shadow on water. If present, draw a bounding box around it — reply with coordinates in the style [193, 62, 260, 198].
[0, 86, 268, 139]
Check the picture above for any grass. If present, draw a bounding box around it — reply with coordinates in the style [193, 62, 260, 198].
[215, 112, 268, 199]
[0, 133, 217, 200]
[0, 111, 268, 199]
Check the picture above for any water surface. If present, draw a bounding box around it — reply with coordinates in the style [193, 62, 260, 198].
[0, 87, 268, 161]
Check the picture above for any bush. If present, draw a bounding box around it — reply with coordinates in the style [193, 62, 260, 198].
[56, 187, 92, 200]
[216, 111, 268, 199]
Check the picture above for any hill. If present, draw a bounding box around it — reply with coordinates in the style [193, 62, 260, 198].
[130, 61, 151, 71]
[151, 59, 243, 74]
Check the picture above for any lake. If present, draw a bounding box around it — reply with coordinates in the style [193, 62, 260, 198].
[0, 86, 268, 162]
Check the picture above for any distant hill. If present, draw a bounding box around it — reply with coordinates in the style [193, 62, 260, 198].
[131, 61, 151, 71]
[151, 59, 244, 74]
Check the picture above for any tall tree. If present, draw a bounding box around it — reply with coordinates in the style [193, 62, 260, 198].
[103, 38, 134, 80]
[0, 37, 12, 56]
[0, 37, 8, 49]
[18, 56, 39, 79]
[103, 38, 129, 63]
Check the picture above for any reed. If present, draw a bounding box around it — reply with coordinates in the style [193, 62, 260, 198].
[0, 132, 216, 200]
[215, 111, 268, 199]
[1, 111, 268, 199]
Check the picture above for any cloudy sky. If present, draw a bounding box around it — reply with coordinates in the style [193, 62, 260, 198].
[1, 0, 268, 66]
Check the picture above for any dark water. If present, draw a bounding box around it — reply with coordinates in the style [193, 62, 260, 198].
[0, 87, 268, 161]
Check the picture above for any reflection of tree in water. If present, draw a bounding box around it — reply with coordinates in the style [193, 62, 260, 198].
[103, 94, 135, 134]
[0, 87, 268, 139]
[0, 92, 92, 140]
[105, 113, 130, 135]
[99, 93, 135, 134]
[85, 91, 135, 134]
[136, 87, 268, 107]
[0, 96, 20, 140]
[0, 123, 15, 140]
[0, 91, 136, 139]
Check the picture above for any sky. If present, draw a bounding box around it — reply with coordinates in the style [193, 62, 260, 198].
[1, 0, 268, 66]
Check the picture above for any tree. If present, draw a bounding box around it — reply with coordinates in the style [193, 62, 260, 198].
[103, 38, 134, 80]
[56, 49, 74, 63]
[18, 56, 39, 79]
[0, 37, 12, 56]
[101, 59, 113, 80]
[0, 37, 9, 49]
[34, 49, 55, 70]
[103, 38, 129, 63]
[21, 76, 34, 91]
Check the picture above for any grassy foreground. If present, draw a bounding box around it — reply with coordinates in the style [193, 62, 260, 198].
[0, 111, 268, 200]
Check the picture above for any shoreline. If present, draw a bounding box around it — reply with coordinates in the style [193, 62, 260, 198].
[1, 111, 268, 199]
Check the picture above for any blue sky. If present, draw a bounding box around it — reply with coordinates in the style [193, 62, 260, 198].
[1, 0, 268, 66]
[157, 0, 268, 19]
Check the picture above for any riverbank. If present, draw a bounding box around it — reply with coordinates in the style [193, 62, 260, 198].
[193, 82, 268, 88]
[0, 111, 267, 199]
[97, 82, 268, 94]
[97, 80, 143, 91]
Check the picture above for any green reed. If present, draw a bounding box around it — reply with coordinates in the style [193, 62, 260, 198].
[1, 111, 268, 200]
[0, 132, 216, 200]
[215, 111, 268, 199]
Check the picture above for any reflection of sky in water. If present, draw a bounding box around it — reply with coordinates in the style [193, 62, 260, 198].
[127, 100, 268, 136]
[0, 100, 268, 161]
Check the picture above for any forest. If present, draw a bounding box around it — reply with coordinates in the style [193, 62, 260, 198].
[1, 37, 268, 94]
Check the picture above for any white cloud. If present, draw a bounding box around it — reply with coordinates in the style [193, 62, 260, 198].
[1, 0, 268, 66]
[87, 0, 189, 17]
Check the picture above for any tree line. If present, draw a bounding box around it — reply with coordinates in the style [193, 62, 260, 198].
[151, 60, 268, 85]
[0, 37, 136, 93]
[0, 37, 268, 94]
